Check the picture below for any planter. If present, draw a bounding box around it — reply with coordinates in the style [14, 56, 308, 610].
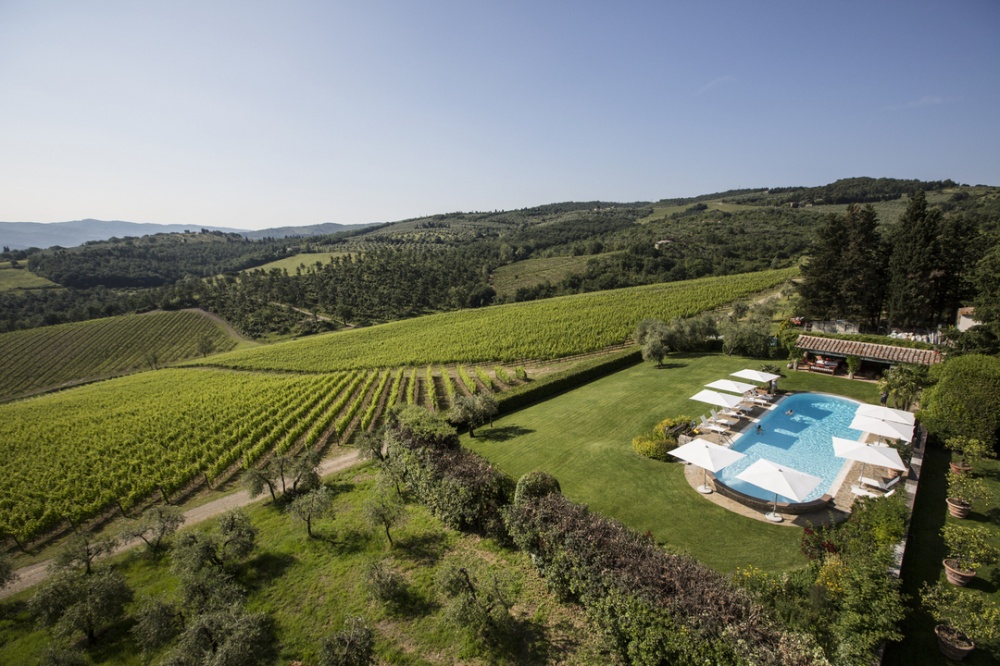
[935, 624, 975, 660]
[943, 559, 976, 586]
[950, 461, 973, 475]
[946, 498, 971, 519]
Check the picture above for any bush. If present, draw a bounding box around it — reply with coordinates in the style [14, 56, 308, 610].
[513, 471, 561, 506]
[920, 354, 1000, 448]
[631, 433, 676, 461]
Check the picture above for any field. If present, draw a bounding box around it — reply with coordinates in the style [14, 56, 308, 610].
[0, 361, 523, 543]
[0, 466, 605, 665]
[245, 251, 351, 274]
[0, 309, 241, 402]
[194, 267, 798, 373]
[0, 264, 58, 291]
[490, 254, 607, 298]
[466, 354, 880, 573]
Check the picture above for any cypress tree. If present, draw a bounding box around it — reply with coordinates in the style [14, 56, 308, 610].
[886, 191, 943, 330]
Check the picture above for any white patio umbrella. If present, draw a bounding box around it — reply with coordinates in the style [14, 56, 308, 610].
[670, 438, 746, 494]
[855, 404, 916, 426]
[736, 459, 822, 522]
[690, 389, 744, 409]
[705, 379, 758, 395]
[832, 436, 906, 483]
[849, 414, 914, 443]
[731, 369, 781, 384]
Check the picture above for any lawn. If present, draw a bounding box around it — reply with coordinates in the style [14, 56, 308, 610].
[0, 265, 58, 291]
[491, 255, 607, 299]
[466, 353, 880, 573]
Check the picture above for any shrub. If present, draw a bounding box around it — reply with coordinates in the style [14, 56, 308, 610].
[513, 471, 561, 506]
[631, 432, 676, 461]
[920, 354, 1000, 448]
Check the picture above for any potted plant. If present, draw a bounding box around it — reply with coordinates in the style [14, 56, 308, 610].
[923, 581, 1000, 660]
[946, 471, 993, 519]
[846, 355, 861, 379]
[941, 523, 1000, 586]
[945, 436, 996, 474]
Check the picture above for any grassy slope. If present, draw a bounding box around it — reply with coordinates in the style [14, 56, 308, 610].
[0, 467, 603, 666]
[193, 268, 798, 372]
[0, 265, 58, 291]
[0, 310, 242, 402]
[466, 354, 880, 573]
[491, 254, 607, 298]
[245, 251, 351, 274]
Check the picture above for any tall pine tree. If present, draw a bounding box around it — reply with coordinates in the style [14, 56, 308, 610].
[886, 191, 944, 330]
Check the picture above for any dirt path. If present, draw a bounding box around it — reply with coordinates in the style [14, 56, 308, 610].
[186, 307, 253, 343]
[1, 449, 361, 600]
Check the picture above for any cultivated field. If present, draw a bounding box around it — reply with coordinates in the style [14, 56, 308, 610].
[0, 309, 239, 402]
[491, 254, 604, 298]
[194, 267, 798, 373]
[0, 264, 58, 291]
[244, 251, 351, 274]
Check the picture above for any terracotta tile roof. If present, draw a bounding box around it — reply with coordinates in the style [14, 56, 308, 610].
[794, 335, 942, 366]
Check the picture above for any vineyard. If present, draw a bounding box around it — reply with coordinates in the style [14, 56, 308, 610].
[0, 268, 795, 545]
[193, 267, 798, 373]
[0, 309, 240, 402]
[0, 362, 524, 543]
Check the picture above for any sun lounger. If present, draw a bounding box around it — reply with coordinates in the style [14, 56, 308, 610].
[859, 475, 902, 492]
[699, 415, 729, 434]
[851, 485, 880, 498]
[709, 409, 736, 427]
[721, 407, 743, 419]
[749, 396, 772, 406]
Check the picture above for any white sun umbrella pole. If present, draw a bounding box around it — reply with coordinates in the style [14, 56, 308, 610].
[670, 438, 746, 494]
[736, 459, 822, 523]
[832, 436, 906, 483]
[848, 414, 914, 444]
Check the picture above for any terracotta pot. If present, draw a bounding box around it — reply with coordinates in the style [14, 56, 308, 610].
[946, 498, 971, 519]
[950, 461, 973, 475]
[935, 624, 975, 660]
[943, 558, 976, 586]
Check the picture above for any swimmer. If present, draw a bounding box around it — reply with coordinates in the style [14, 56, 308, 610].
[785, 409, 794, 416]
[755, 424, 763, 435]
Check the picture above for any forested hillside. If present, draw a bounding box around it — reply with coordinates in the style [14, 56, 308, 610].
[2, 179, 997, 341]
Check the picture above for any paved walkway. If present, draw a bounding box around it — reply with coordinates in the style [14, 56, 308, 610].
[1, 449, 361, 599]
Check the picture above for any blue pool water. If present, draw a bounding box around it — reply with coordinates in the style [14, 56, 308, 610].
[714, 393, 862, 502]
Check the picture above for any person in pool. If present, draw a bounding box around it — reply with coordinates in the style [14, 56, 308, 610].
[755, 424, 763, 435]
[785, 408, 794, 415]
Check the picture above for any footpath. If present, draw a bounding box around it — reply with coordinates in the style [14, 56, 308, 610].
[1, 449, 361, 600]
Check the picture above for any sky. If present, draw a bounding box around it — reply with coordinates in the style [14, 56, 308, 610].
[1, 1, 998, 231]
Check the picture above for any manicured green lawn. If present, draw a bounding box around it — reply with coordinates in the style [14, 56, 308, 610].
[466, 353, 880, 573]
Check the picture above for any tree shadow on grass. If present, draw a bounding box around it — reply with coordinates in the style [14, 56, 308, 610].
[396, 532, 449, 565]
[382, 585, 438, 619]
[476, 426, 534, 443]
[241, 552, 296, 590]
[323, 481, 355, 499]
[654, 362, 687, 370]
[485, 616, 556, 665]
[318, 527, 369, 555]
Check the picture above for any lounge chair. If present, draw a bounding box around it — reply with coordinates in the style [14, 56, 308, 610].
[859, 475, 901, 492]
[699, 415, 729, 434]
[851, 485, 897, 499]
[721, 406, 743, 419]
[709, 409, 736, 427]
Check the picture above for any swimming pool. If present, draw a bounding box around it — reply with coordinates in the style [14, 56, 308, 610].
[713, 393, 862, 502]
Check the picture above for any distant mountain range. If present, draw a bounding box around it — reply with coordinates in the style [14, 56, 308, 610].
[0, 219, 375, 250]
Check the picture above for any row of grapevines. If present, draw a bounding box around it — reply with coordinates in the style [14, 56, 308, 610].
[475, 366, 495, 392]
[407, 367, 419, 405]
[190, 268, 797, 372]
[335, 370, 379, 436]
[0, 310, 237, 401]
[302, 371, 368, 448]
[360, 370, 393, 432]
[457, 365, 477, 395]
[0, 368, 339, 542]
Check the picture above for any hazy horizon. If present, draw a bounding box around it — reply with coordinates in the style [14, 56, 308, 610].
[2, 1, 998, 231]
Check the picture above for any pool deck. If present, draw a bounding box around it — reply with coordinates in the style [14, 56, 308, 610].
[685, 391, 902, 525]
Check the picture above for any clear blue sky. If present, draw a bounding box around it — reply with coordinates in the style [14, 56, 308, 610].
[1, 1, 998, 230]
